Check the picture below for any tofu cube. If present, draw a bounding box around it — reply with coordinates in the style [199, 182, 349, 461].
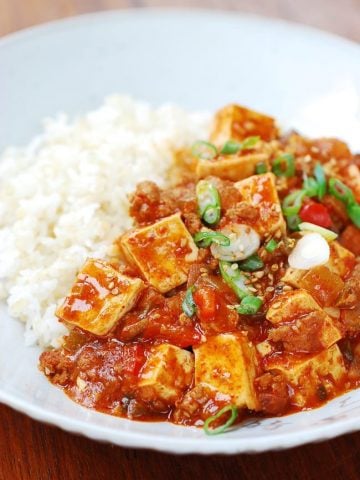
[267, 289, 322, 325]
[56, 259, 145, 336]
[120, 213, 198, 293]
[210, 104, 279, 146]
[137, 344, 194, 405]
[265, 345, 346, 407]
[194, 333, 260, 410]
[326, 241, 356, 279]
[234, 173, 286, 238]
[298, 265, 344, 307]
[281, 268, 305, 288]
[267, 289, 342, 353]
[281, 242, 356, 287]
[196, 153, 269, 182]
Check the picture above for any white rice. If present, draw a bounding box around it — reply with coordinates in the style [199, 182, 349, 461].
[0, 95, 210, 347]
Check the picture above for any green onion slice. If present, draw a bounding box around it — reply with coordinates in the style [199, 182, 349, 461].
[219, 260, 249, 300]
[204, 405, 238, 435]
[265, 239, 278, 253]
[303, 176, 319, 198]
[298, 222, 338, 241]
[182, 286, 196, 317]
[194, 231, 230, 248]
[220, 136, 260, 155]
[191, 140, 218, 160]
[347, 203, 360, 228]
[196, 180, 221, 226]
[272, 153, 295, 178]
[255, 162, 268, 174]
[242, 136, 260, 149]
[236, 295, 263, 315]
[287, 214, 301, 231]
[238, 254, 264, 272]
[282, 190, 306, 217]
[328, 178, 355, 206]
[221, 140, 242, 155]
[314, 163, 326, 199]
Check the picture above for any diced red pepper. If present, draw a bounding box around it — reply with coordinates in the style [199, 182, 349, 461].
[299, 202, 332, 228]
[193, 286, 217, 321]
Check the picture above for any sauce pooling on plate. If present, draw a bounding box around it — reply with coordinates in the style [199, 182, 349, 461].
[40, 103, 360, 434]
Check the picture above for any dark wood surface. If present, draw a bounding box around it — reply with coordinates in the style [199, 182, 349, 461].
[1, 1, 360, 479]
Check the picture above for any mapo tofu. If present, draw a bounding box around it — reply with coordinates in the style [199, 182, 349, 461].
[40, 103, 360, 435]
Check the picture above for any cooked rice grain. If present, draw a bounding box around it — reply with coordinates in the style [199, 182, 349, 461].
[0, 96, 210, 347]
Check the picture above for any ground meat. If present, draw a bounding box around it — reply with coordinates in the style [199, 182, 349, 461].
[183, 212, 202, 235]
[129, 181, 177, 224]
[173, 384, 218, 424]
[340, 225, 360, 256]
[221, 201, 260, 226]
[337, 264, 360, 308]
[39, 350, 73, 386]
[268, 312, 326, 353]
[321, 195, 349, 232]
[255, 371, 289, 415]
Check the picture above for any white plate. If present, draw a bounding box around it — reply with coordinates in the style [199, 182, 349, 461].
[1, 9, 360, 455]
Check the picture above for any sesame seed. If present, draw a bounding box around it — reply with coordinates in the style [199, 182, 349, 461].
[248, 287, 257, 293]
[254, 271, 265, 279]
[275, 230, 282, 239]
[271, 264, 279, 272]
[231, 263, 238, 270]
[111, 287, 119, 295]
[108, 281, 115, 290]
[283, 285, 293, 291]
[271, 302, 281, 309]
[266, 286, 275, 292]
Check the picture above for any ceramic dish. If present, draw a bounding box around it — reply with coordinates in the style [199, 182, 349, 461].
[1, 9, 360, 454]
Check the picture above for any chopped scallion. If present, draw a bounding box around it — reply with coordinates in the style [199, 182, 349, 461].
[328, 178, 355, 206]
[203, 405, 238, 435]
[287, 214, 301, 231]
[220, 136, 260, 155]
[265, 239, 278, 253]
[221, 140, 242, 155]
[298, 222, 338, 241]
[255, 162, 268, 174]
[196, 180, 222, 226]
[303, 176, 319, 198]
[235, 295, 263, 315]
[272, 153, 295, 178]
[238, 254, 264, 272]
[347, 203, 360, 228]
[219, 260, 249, 299]
[282, 190, 306, 217]
[182, 286, 196, 317]
[191, 140, 218, 160]
[314, 163, 326, 199]
[194, 231, 230, 248]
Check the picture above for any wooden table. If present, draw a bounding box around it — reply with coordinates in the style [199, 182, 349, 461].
[1, 1, 360, 479]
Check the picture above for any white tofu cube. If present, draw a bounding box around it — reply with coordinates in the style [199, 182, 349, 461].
[267, 289, 342, 353]
[56, 258, 145, 336]
[210, 104, 278, 146]
[326, 241, 356, 279]
[196, 153, 269, 182]
[120, 213, 198, 293]
[194, 333, 260, 410]
[137, 344, 194, 405]
[266, 289, 322, 325]
[234, 173, 286, 238]
[266, 345, 346, 407]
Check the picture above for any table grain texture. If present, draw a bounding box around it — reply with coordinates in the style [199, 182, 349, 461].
[1, 1, 360, 479]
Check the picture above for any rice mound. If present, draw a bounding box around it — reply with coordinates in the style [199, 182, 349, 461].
[0, 96, 210, 347]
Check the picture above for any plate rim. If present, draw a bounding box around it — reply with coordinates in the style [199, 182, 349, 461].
[1, 8, 360, 454]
